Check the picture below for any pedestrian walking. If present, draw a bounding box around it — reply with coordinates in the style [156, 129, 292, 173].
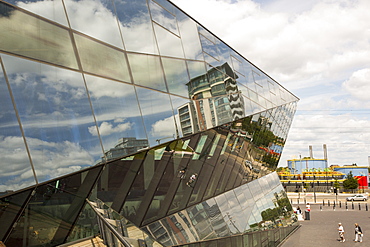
[354, 223, 363, 242]
[338, 223, 345, 242]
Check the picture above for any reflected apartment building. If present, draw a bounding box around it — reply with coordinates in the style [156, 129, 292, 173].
[0, 0, 299, 246]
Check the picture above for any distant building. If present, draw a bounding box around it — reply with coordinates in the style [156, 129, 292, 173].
[287, 158, 328, 174]
[332, 165, 369, 190]
[105, 137, 149, 160]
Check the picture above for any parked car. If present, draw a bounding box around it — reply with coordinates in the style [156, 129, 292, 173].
[346, 194, 368, 201]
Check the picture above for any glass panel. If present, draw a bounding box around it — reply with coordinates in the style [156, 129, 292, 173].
[2, 55, 102, 184]
[66, 203, 99, 243]
[148, 139, 192, 220]
[128, 53, 167, 92]
[111, 153, 146, 212]
[6, 167, 101, 246]
[153, 0, 175, 14]
[74, 34, 131, 82]
[143, 145, 177, 225]
[167, 134, 200, 214]
[162, 58, 189, 97]
[0, 57, 36, 191]
[175, 10, 203, 60]
[135, 87, 177, 146]
[215, 138, 236, 195]
[199, 33, 219, 62]
[218, 237, 231, 247]
[150, 0, 178, 35]
[0, 2, 78, 69]
[0, 189, 33, 241]
[187, 61, 207, 83]
[187, 132, 216, 206]
[214, 40, 233, 72]
[153, 23, 184, 58]
[225, 137, 244, 191]
[94, 159, 131, 204]
[203, 130, 227, 200]
[114, 0, 158, 54]
[121, 149, 155, 225]
[64, 0, 123, 48]
[84, 75, 146, 160]
[6, 0, 68, 26]
[225, 191, 247, 234]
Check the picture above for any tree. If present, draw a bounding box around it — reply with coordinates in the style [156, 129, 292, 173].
[342, 172, 358, 193]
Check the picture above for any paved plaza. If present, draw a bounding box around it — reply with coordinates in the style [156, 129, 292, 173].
[281, 203, 370, 247]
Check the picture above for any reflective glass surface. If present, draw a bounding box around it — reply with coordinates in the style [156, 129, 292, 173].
[162, 58, 189, 97]
[1, 55, 101, 185]
[5, 0, 68, 26]
[154, 23, 184, 58]
[115, 0, 159, 54]
[74, 34, 131, 82]
[142, 173, 297, 246]
[84, 74, 146, 160]
[128, 53, 167, 92]
[0, 57, 35, 191]
[150, 0, 178, 36]
[64, 0, 123, 48]
[0, 0, 299, 245]
[135, 87, 177, 146]
[0, 2, 78, 69]
[175, 10, 203, 60]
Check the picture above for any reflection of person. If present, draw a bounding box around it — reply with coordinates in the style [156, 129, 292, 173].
[178, 169, 186, 179]
[354, 223, 363, 242]
[338, 223, 345, 242]
[186, 173, 197, 187]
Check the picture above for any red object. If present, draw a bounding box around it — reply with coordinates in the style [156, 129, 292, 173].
[355, 176, 368, 189]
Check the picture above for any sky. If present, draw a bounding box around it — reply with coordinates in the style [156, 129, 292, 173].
[172, 0, 370, 167]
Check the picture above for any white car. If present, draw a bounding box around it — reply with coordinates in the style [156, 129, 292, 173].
[346, 194, 368, 201]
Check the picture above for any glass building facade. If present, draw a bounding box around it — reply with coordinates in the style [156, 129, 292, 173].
[0, 0, 299, 246]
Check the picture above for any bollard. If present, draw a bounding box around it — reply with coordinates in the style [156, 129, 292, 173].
[291, 198, 293, 204]
[334, 201, 336, 207]
[366, 204, 368, 211]
[328, 200, 330, 206]
[297, 199, 299, 205]
[339, 201, 341, 208]
[333, 205, 335, 211]
[352, 202, 354, 210]
[323, 200, 325, 206]
[320, 205, 322, 211]
[304, 198, 306, 204]
[359, 204, 361, 211]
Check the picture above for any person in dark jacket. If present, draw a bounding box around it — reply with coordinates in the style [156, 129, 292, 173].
[354, 223, 363, 242]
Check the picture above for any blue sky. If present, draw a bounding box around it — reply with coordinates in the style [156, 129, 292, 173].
[172, 0, 370, 167]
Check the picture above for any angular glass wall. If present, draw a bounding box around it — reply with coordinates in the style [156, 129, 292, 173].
[0, 0, 299, 246]
[0, 0, 298, 193]
[141, 173, 297, 246]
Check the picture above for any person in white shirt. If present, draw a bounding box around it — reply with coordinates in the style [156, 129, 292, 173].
[338, 223, 345, 242]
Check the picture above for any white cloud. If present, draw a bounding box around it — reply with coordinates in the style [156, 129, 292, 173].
[0, 135, 95, 189]
[88, 120, 132, 136]
[280, 113, 370, 166]
[342, 68, 370, 101]
[151, 116, 176, 138]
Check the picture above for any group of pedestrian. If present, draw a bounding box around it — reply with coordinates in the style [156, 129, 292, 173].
[338, 222, 363, 243]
